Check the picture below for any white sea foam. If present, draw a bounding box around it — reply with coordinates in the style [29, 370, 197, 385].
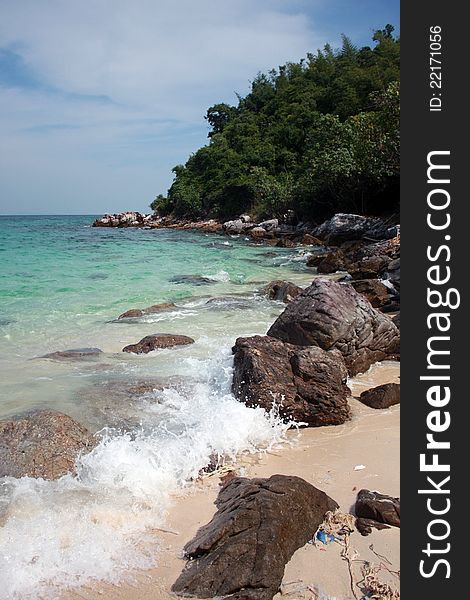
[0, 348, 289, 599]
[206, 269, 230, 282]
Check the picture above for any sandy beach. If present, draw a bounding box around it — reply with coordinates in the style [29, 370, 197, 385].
[63, 360, 400, 600]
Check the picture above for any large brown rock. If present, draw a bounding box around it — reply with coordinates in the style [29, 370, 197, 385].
[117, 302, 176, 320]
[350, 279, 390, 308]
[260, 280, 303, 304]
[0, 410, 97, 479]
[348, 255, 391, 280]
[267, 279, 400, 376]
[355, 489, 400, 528]
[172, 475, 338, 600]
[232, 335, 350, 426]
[359, 383, 400, 409]
[122, 333, 195, 354]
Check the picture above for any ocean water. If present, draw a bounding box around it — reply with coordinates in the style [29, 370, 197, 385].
[0, 215, 320, 598]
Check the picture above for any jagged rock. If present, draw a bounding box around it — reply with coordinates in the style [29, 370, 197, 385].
[348, 256, 391, 280]
[0, 410, 97, 479]
[239, 214, 252, 223]
[359, 383, 400, 409]
[250, 226, 267, 238]
[306, 250, 332, 268]
[93, 212, 149, 227]
[382, 257, 401, 291]
[313, 214, 399, 245]
[300, 234, 324, 246]
[172, 475, 338, 600]
[350, 279, 390, 308]
[275, 237, 296, 248]
[223, 219, 245, 234]
[258, 218, 279, 232]
[307, 236, 400, 280]
[122, 333, 195, 354]
[392, 312, 400, 329]
[316, 248, 349, 274]
[267, 279, 400, 376]
[38, 348, 103, 361]
[355, 489, 400, 528]
[117, 302, 177, 320]
[260, 280, 303, 304]
[232, 335, 350, 426]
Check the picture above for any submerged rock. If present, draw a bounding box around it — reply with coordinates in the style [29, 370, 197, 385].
[75, 378, 168, 430]
[359, 383, 400, 409]
[172, 475, 338, 600]
[267, 279, 400, 376]
[260, 280, 303, 303]
[0, 317, 15, 327]
[232, 335, 350, 426]
[169, 275, 214, 286]
[355, 489, 400, 528]
[38, 348, 103, 361]
[205, 296, 254, 310]
[117, 302, 177, 320]
[122, 333, 195, 354]
[0, 410, 97, 479]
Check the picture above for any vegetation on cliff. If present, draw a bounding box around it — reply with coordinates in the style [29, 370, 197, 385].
[151, 25, 399, 222]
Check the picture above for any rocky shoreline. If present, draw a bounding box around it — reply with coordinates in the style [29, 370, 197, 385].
[94, 210, 401, 315]
[2, 212, 401, 599]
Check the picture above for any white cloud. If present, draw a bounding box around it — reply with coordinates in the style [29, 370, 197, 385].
[0, 0, 324, 213]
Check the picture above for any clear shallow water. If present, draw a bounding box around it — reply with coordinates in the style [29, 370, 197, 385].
[0, 215, 320, 598]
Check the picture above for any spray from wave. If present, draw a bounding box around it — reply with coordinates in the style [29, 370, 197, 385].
[0, 348, 289, 599]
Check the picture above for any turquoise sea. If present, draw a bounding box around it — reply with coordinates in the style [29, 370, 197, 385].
[0, 215, 320, 598]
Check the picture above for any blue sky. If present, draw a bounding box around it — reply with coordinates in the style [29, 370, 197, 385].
[0, 0, 399, 215]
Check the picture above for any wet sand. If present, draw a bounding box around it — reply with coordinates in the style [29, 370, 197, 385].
[64, 360, 400, 600]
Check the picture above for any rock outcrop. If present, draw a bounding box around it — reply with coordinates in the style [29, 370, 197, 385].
[0, 410, 97, 479]
[172, 475, 338, 600]
[267, 279, 400, 376]
[232, 335, 350, 426]
[123, 333, 195, 354]
[313, 213, 399, 245]
[359, 383, 400, 409]
[93, 212, 153, 227]
[260, 280, 303, 304]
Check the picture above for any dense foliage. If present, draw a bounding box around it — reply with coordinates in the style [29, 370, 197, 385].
[151, 26, 399, 222]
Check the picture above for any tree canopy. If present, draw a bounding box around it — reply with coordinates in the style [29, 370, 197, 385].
[151, 26, 399, 222]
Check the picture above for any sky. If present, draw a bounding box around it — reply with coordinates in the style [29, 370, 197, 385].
[0, 0, 399, 215]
